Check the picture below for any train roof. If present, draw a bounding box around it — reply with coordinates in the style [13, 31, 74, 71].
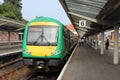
[26, 17, 63, 26]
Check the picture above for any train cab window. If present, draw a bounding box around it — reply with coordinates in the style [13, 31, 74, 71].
[27, 26, 58, 46]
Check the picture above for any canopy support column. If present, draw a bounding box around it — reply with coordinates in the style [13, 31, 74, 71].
[101, 32, 104, 55]
[113, 26, 119, 64]
[8, 31, 11, 48]
[95, 35, 98, 50]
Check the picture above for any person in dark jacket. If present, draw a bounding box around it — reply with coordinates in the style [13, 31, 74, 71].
[105, 38, 109, 50]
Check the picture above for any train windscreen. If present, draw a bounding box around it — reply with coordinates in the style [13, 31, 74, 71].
[27, 26, 58, 46]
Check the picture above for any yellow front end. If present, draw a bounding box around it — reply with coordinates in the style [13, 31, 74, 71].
[27, 46, 57, 57]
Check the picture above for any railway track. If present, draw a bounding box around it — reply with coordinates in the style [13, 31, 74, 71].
[0, 51, 35, 80]
[27, 71, 59, 80]
[0, 58, 24, 77]
[0, 51, 25, 79]
[0, 57, 22, 68]
[0, 51, 22, 65]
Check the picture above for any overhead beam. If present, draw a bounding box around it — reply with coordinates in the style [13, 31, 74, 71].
[69, 7, 98, 15]
[66, 0, 105, 6]
[0, 17, 25, 26]
[75, 27, 87, 32]
[75, 26, 89, 31]
[68, 11, 112, 25]
[77, 30, 85, 33]
[91, 0, 107, 3]
[66, 1, 103, 9]
[15, 27, 25, 31]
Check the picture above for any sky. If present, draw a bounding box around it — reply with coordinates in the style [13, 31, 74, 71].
[0, 0, 71, 25]
[0, 0, 3, 4]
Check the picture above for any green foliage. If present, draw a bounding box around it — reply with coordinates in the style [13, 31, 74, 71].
[4, 0, 22, 8]
[0, 0, 22, 20]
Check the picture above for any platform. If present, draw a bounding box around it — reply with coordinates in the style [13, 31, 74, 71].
[61, 46, 120, 80]
[0, 41, 21, 54]
[0, 47, 21, 54]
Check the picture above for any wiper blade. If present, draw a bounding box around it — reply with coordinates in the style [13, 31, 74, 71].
[42, 35, 51, 45]
[33, 34, 42, 45]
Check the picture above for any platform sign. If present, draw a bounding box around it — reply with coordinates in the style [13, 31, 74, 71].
[79, 20, 86, 27]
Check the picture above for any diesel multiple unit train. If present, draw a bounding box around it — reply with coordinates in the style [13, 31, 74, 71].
[22, 17, 77, 70]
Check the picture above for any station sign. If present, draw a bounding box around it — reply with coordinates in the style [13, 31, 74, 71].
[79, 20, 86, 27]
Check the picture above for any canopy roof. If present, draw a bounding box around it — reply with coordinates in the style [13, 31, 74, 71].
[0, 16, 25, 32]
[60, 0, 120, 37]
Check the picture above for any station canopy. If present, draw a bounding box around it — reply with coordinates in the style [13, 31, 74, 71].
[0, 16, 26, 32]
[60, 0, 120, 37]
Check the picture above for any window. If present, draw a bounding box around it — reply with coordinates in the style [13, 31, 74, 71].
[27, 26, 58, 46]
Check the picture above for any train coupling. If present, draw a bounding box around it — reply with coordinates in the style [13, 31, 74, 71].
[37, 61, 45, 69]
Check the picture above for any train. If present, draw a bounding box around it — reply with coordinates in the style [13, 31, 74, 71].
[22, 17, 77, 70]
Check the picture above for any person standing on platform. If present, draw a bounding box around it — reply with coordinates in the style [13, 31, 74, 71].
[105, 38, 109, 50]
[81, 38, 84, 46]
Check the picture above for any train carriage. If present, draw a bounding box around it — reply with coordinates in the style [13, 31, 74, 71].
[22, 17, 77, 69]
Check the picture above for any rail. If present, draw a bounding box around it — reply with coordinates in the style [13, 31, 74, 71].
[0, 50, 22, 68]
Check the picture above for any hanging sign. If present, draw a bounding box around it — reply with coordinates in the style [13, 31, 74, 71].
[79, 20, 86, 27]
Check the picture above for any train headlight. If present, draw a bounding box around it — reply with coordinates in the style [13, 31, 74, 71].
[23, 50, 31, 55]
[52, 50, 60, 55]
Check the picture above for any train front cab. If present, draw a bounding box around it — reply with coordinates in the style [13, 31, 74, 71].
[22, 20, 65, 68]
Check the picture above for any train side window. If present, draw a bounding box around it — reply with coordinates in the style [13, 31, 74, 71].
[64, 29, 68, 38]
[64, 29, 69, 51]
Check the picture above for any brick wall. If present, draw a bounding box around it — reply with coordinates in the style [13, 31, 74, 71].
[10, 32, 19, 41]
[0, 31, 21, 41]
[0, 31, 8, 41]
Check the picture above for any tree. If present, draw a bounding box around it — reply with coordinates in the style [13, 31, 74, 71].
[0, 0, 22, 20]
[4, 0, 22, 8]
